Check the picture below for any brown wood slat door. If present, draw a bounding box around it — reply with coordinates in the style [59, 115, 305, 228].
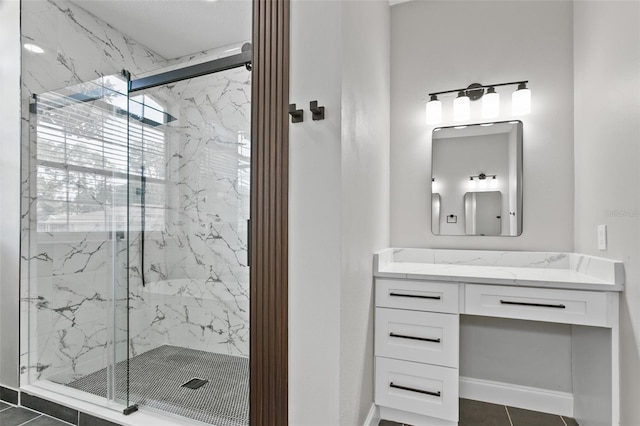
[250, 0, 289, 425]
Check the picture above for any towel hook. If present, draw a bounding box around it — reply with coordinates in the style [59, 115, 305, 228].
[310, 100, 325, 121]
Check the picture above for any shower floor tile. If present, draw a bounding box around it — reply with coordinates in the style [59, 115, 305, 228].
[67, 345, 248, 426]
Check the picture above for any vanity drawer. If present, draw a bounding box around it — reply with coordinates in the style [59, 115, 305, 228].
[376, 308, 458, 368]
[376, 279, 459, 313]
[375, 356, 458, 421]
[464, 284, 611, 326]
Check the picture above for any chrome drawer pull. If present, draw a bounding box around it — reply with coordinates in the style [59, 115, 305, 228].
[389, 292, 441, 300]
[389, 332, 441, 343]
[390, 382, 441, 397]
[500, 300, 566, 309]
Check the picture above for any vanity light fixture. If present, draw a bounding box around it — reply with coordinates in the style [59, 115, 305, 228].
[432, 177, 440, 193]
[512, 82, 531, 116]
[425, 81, 530, 125]
[469, 173, 497, 181]
[482, 86, 500, 118]
[426, 95, 442, 125]
[453, 91, 470, 121]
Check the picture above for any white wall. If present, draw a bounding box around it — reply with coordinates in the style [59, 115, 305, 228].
[0, 0, 21, 389]
[391, 0, 574, 251]
[289, 1, 390, 424]
[390, 0, 575, 394]
[573, 2, 640, 425]
[460, 316, 572, 392]
[340, 2, 390, 425]
[289, 1, 343, 424]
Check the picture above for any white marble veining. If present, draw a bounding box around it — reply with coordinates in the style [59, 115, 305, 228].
[21, 0, 251, 386]
[130, 61, 251, 357]
[388, 248, 571, 268]
[20, 0, 164, 384]
[375, 248, 624, 291]
[569, 253, 624, 286]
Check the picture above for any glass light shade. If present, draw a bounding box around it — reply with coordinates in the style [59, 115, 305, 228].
[453, 94, 470, 121]
[431, 178, 440, 193]
[426, 99, 442, 125]
[482, 91, 500, 118]
[512, 86, 531, 116]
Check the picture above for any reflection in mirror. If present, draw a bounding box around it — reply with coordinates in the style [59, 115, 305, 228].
[431, 121, 522, 236]
[432, 193, 441, 234]
[465, 191, 502, 235]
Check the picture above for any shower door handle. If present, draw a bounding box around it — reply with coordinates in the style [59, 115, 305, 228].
[247, 219, 251, 267]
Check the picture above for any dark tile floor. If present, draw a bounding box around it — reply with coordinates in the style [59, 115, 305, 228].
[0, 396, 579, 426]
[0, 401, 71, 426]
[379, 399, 580, 426]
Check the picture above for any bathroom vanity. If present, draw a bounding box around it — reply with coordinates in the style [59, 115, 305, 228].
[373, 248, 623, 426]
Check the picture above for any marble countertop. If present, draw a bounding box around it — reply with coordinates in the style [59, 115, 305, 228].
[374, 248, 624, 292]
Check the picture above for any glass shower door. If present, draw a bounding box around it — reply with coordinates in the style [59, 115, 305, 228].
[25, 73, 133, 411]
[118, 64, 251, 425]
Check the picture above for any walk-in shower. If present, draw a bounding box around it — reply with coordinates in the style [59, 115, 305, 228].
[20, 1, 252, 424]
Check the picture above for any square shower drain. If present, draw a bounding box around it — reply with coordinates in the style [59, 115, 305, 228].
[181, 378, 209, 390]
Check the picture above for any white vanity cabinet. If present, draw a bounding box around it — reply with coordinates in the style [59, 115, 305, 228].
[464, 284, 615, 327]
[373, 249, 624, 426]
[375, 280, 459, 423]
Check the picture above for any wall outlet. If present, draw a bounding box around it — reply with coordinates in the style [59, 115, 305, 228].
[597, 225, 607, 251]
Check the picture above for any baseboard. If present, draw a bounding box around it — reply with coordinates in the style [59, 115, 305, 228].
[459, 376, 574, 417]
[0, 385, 19, 405]
[363, 404, 379, 426]
[379, 406, 457, 426]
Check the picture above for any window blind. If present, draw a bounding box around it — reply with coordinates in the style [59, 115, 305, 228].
[34, 78, 166, 233]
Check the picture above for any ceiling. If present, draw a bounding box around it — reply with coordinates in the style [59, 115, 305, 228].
[72, 0, 252, 60]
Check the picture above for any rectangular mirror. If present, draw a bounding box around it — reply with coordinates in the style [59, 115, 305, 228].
[431, 120, 522, 236]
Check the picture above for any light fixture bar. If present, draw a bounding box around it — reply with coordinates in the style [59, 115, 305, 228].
[469, 173, 497, 180]
[428, 80, 528, 97]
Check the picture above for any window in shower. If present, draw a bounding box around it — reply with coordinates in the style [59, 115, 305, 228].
[34, 78, 168, 233]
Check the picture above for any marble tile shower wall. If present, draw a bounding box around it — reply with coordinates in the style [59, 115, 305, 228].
[126, 68, 251, 358]
[20, 0, 251, 387]
[20, 0, 164, 386]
